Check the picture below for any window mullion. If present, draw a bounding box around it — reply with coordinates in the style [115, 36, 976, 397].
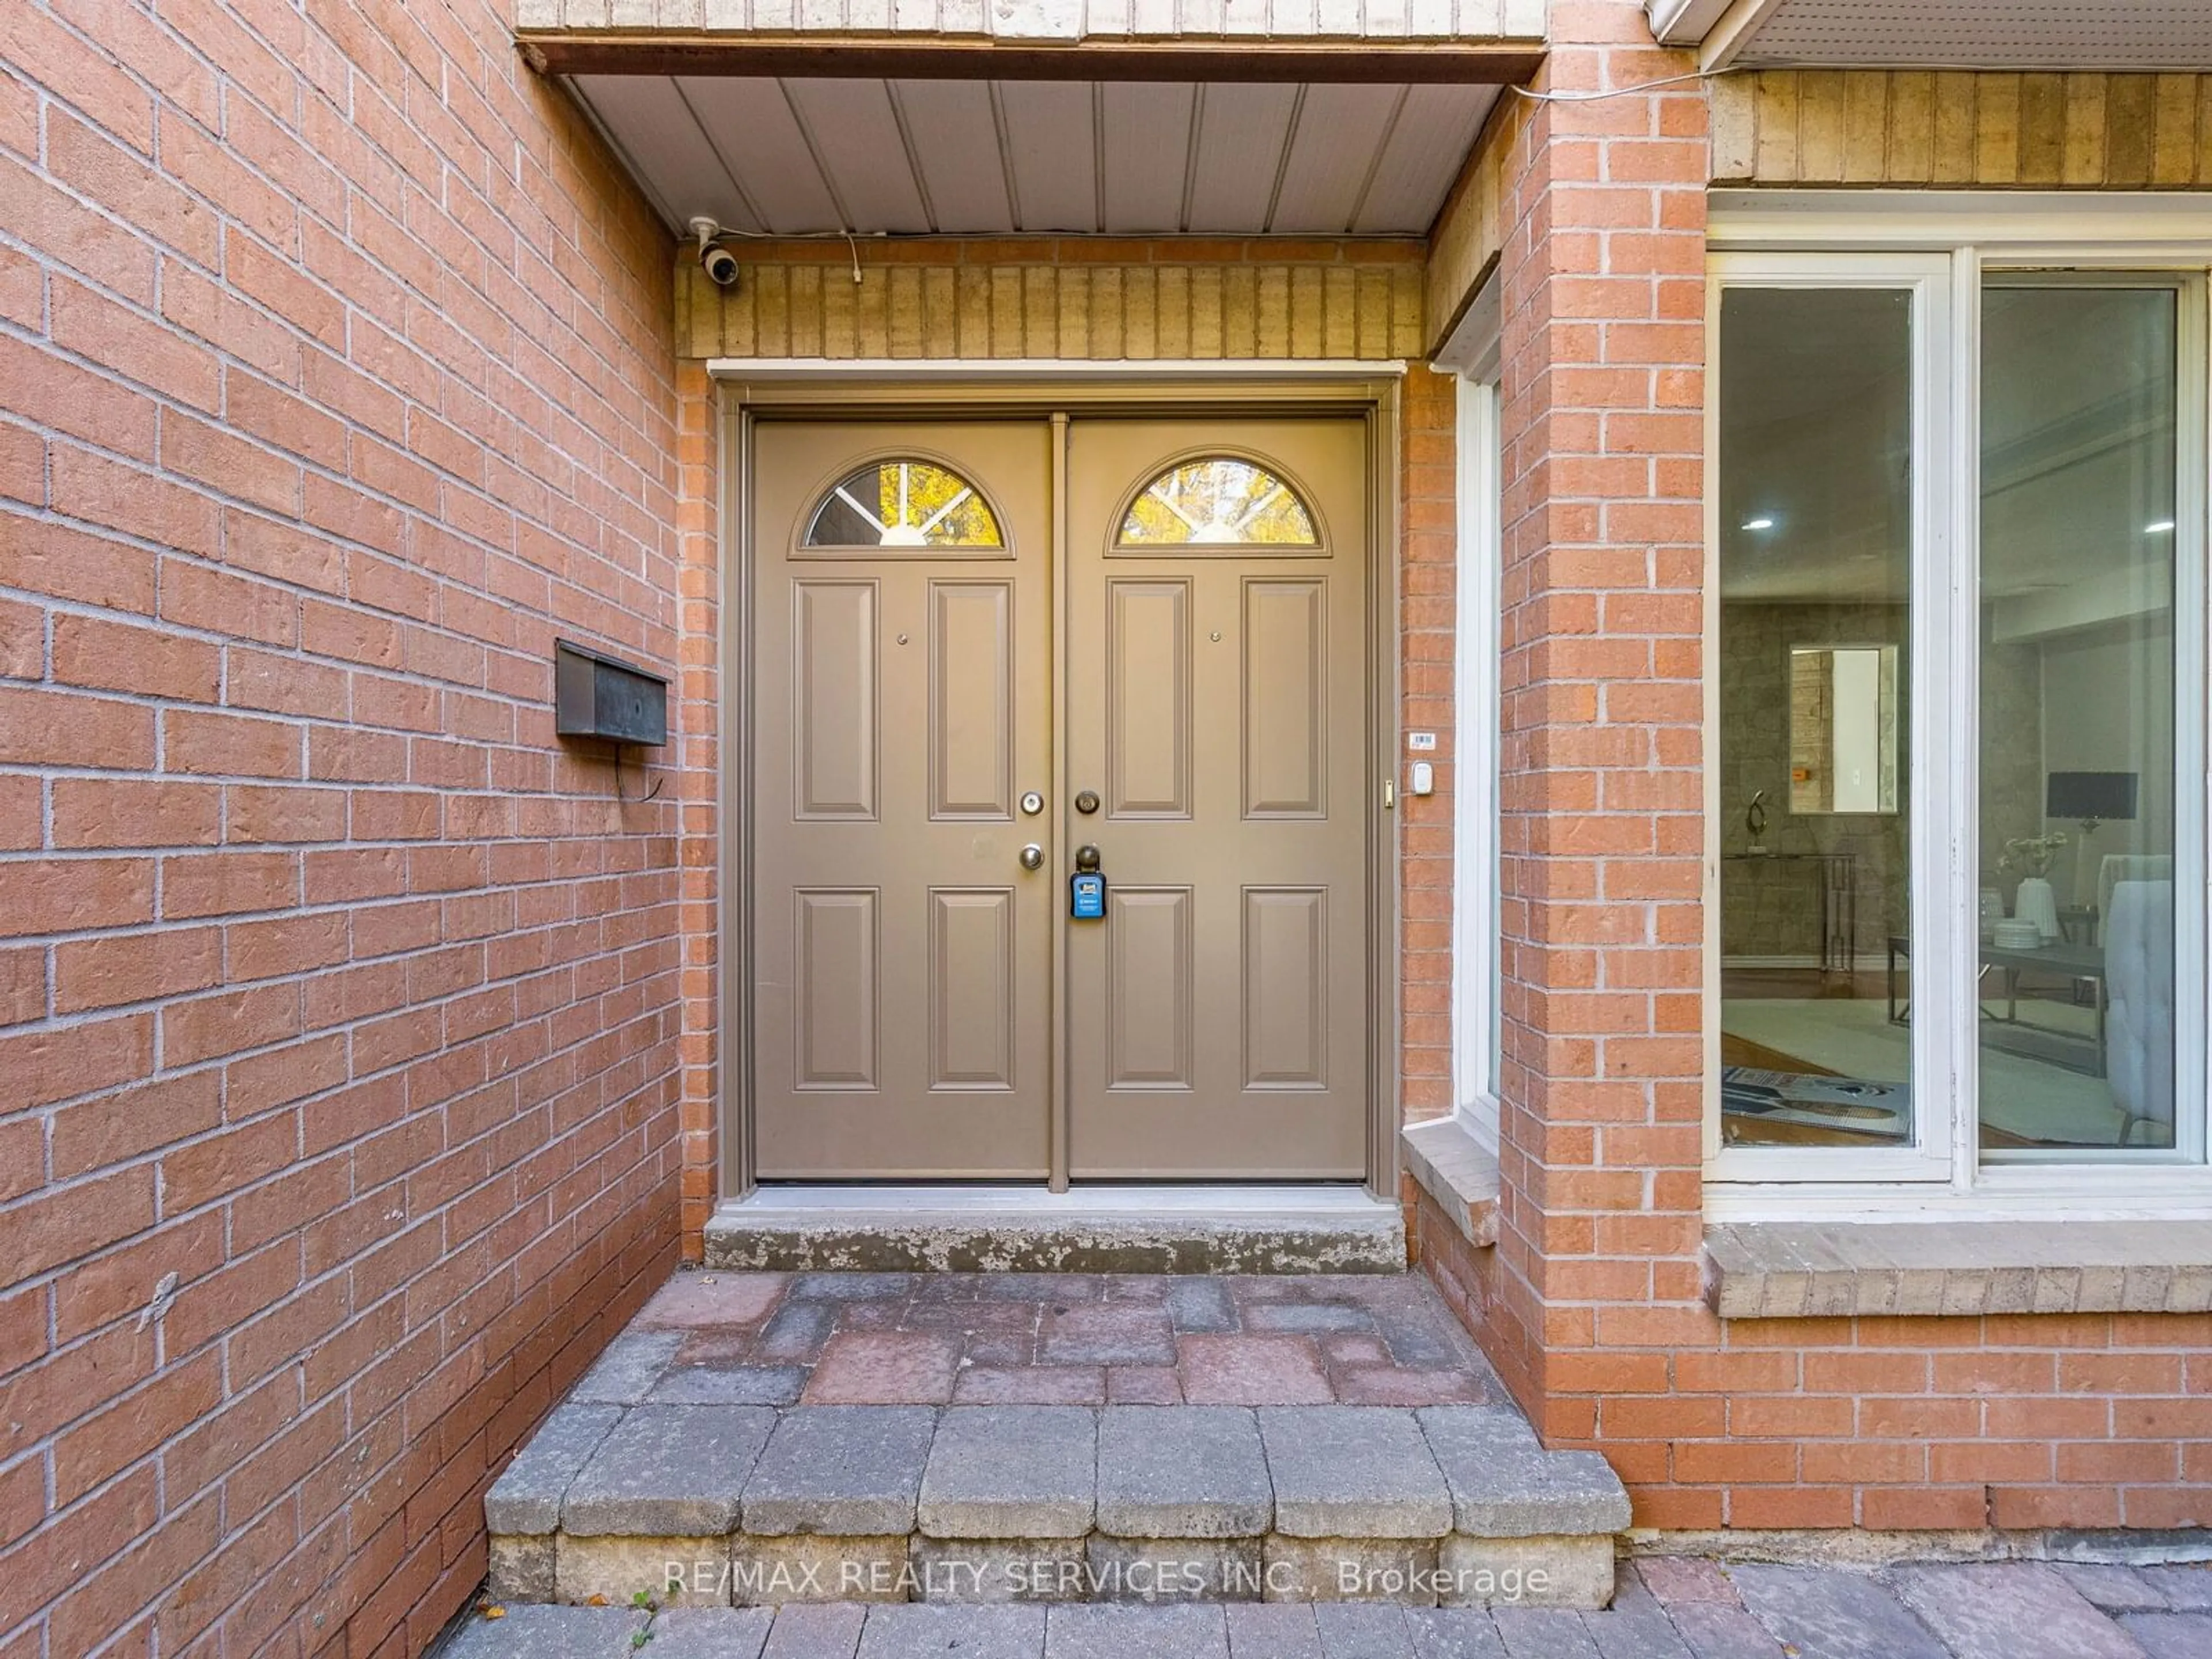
[1913, 251, 1976, 1188]
[1949, 247, 1982, 1190]
[2177, 276, 2211, 1168]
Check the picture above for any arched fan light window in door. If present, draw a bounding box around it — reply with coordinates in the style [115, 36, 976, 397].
[1116, 456, 1321, 548]
[803, 458, 1004, 550]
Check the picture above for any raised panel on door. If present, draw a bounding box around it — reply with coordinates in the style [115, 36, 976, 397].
[793, 581, 878, 820]
[1064, 418, 1371, 1179]
[751, 421, 1054, 1179]
[1105, 887, 1194, 1089]
[1107, 578, 1192, 819]
[1243, 577, 1327, 819]
[1243, 887, 1327, 1089]
[930, 581, 1014, 820]
[794, 888, 878, 1089]
[930, 888, 1016, 1089]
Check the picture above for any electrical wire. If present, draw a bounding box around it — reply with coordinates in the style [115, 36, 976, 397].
[1510, 66, 1741, 103]
[707, 225, 869, 283]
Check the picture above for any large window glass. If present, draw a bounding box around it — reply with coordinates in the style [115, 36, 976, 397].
[1717, 285, 1917, 1152]
[1978, 284, 2180, 1156]
[1711, 244, 2206, 1192]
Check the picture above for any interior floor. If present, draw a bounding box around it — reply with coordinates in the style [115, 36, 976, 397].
[1721, 966, 2137, 1150]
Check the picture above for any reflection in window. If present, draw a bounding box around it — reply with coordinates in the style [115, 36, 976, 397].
[1789, 644, 1899, 815]
[1717, 286, 1915, 1150]
[1979, 285, 2178, 1155]
[1118, 457, 1320, 547]
[804, 459, 1003, 548]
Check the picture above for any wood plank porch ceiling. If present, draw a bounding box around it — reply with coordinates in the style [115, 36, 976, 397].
[529, 37, 1529, 238]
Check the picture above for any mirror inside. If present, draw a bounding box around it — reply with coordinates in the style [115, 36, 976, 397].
[1788, 643, 1900, 815]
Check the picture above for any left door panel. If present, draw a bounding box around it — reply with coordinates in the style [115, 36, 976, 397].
[752, 421, 1055, 1177]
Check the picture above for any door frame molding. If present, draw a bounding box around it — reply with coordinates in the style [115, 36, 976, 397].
[713, 362, 1406, 1203]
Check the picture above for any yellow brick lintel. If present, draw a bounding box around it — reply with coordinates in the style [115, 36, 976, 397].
[677, 238, 1429, 362]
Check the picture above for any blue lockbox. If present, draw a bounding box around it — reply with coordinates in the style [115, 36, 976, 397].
[1070, 872, 1105, 919]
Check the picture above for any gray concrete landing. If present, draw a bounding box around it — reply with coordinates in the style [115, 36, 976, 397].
[703, 1187, 1407, 1274]
[436, 1559, 2212, 1659]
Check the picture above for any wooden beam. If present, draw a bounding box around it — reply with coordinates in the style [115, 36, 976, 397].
[518, 32, 1547, 85]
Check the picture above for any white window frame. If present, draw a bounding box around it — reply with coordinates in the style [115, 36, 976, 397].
[1705, 192, 2212, 1221]
[1434, 278, 1506, 1155]
[1453, 374, 1503, 1152]
[1704, 249, 1959, 1190]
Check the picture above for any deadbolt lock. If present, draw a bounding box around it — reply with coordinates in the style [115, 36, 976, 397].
[1021, 791, 1044, 816]
[1019, 843, 1045, 870]
[1074, 789, 1100, 815]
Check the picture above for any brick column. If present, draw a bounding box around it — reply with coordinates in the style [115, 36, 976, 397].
[676, 363, 721, 1251]
[1401, 363, 1462, 1128]
[1490, 2, 1713, 1521]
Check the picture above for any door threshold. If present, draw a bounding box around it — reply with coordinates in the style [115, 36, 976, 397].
[706, 1184, 1406, 1274]
[733, 1184, 1391, 1214]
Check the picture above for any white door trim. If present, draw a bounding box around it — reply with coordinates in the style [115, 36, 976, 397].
[715, 369, 1406, 1204]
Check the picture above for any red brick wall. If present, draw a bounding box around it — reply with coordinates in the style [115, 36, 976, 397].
[673, 363, 721, 1249]
[0, 2, 687, 1653]
[1471, 0, 1711, 1455]
[1401, 364, 1460, 1129]
[1428, 1, 2212, 1536]
[1418, 1185, 2212, 1532]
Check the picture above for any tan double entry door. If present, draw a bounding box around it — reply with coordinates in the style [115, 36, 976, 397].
[752, 413, 1369, 1181]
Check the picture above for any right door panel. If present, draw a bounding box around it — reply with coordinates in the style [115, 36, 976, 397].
[1065, 419, 1370, 1177]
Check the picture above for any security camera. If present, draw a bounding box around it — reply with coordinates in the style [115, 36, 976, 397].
[700, 242, 740, 288]
[688, 215, 740, 289]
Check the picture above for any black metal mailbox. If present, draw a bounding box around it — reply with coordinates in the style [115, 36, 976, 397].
[554, 640, 668, 747]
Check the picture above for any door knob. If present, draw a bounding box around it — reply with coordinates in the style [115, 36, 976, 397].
[1019, 843, 1045, 870]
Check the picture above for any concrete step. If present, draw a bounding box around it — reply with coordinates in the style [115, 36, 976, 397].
[703, 1187, 1406, 1274]
[486, 1402, 1630, 1612]
[438, 1601, 1610, 1659]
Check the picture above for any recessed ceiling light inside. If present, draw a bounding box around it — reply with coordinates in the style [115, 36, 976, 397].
[1741, 516, 1776, 531]
[2146, 519, 2177, 535]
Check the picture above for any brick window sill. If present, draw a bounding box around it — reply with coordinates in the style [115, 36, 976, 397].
[1402, 1116, 1501, 1249]
[1703, 1219, 2212, 1320]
